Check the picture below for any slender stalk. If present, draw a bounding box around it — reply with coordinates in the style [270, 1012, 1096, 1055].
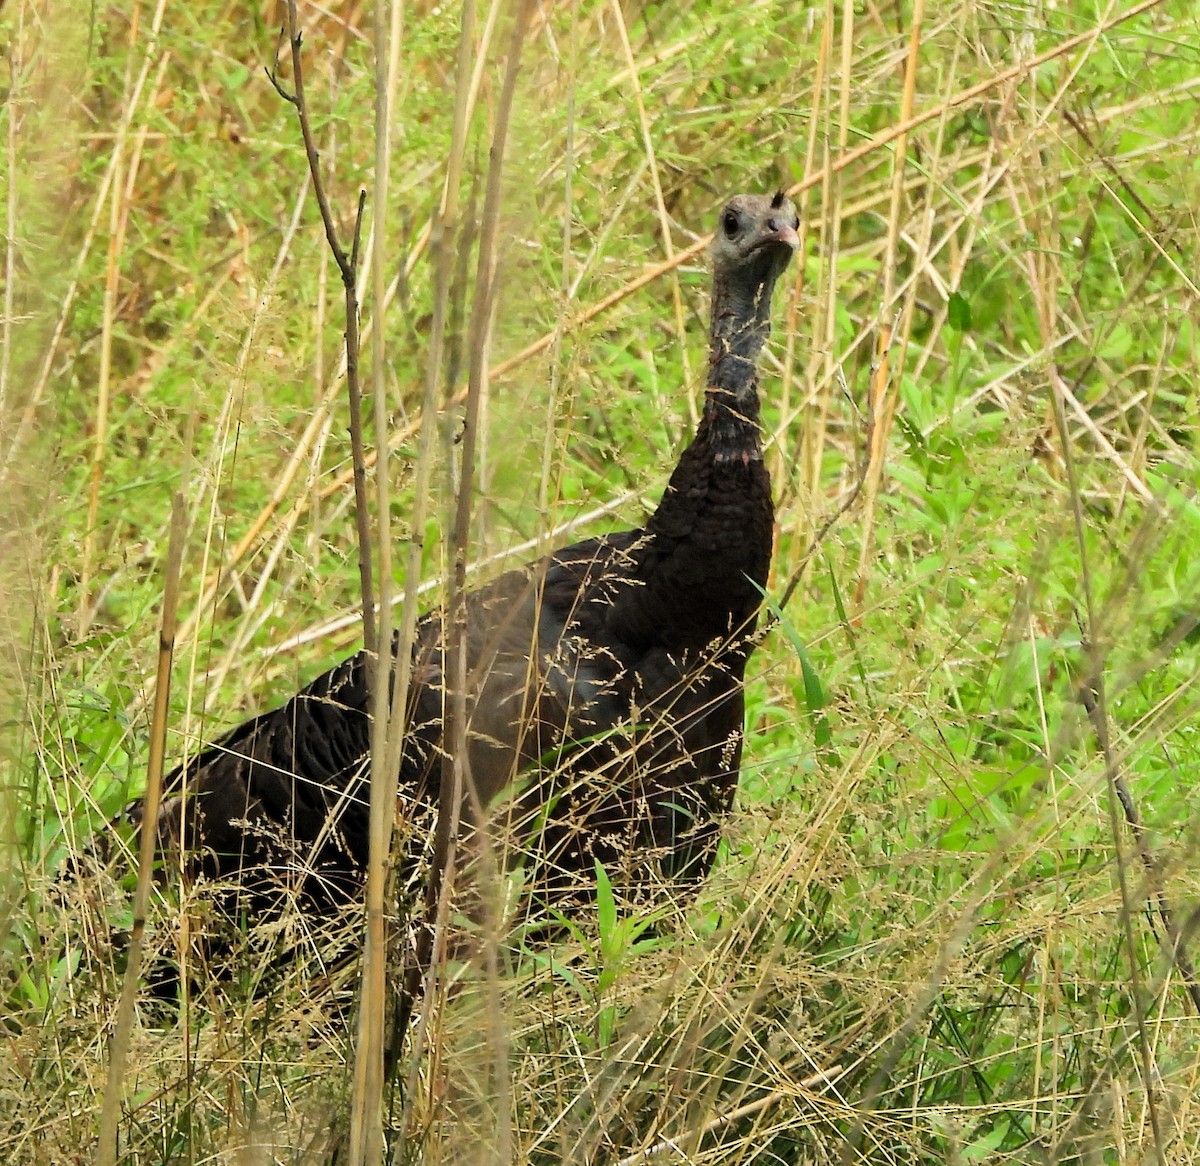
[816, 0, 850, 548]
[350, 0, 406, 1157]
[79, 6, 136, 636]
[539, 0, 579, 527]
[852, 0, 923, 611]
[776, 3, 826, 505]
[415, 3, 534, 1154]
[345, 190, 376, 657]
[97, 482, 189, 1166]
[270, 2, 377, 658]
[608, 0, 693, 426]
[395, 0, 482, 1125]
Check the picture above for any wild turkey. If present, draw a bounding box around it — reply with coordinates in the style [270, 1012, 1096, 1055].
[145, 191, 799, 933]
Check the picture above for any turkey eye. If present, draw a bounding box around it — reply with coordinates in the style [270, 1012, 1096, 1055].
[722, 210, 739, 237]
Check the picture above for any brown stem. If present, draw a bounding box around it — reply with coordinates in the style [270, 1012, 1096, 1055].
[269, 7, 377, 658]
[97, 478, 189, 1166]
[344, 189, 377, 658]
[402, 2, 535, 1142]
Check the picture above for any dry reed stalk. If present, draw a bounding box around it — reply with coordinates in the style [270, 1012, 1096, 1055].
[96, 481, 189, 1166]
[889, 29, 960, 430]
[815, 0, 851, 512]
[462, 0, 504, 131]
[0, 15, 19, 423]
[773, 1, 827, 506]
[852, 0, 923, 612]
[537, 0, 580, 531]
[79, 8, 138, 637]
[394, 0, 487, 1134]
[419, 7, 536, 1158]
[393, 0, 501, 1137]
[607, 0, 694, 426]
[349, 0, 406, 1156]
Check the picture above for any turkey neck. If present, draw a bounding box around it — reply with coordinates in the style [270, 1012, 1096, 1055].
[609, 262, 782, 656]
[700, 263, 777, 458]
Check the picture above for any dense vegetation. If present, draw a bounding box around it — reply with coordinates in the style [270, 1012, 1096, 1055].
[2, 0, 1199, 1162]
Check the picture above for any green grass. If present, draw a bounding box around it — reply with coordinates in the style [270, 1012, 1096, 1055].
[4, 0, 1200, 1162]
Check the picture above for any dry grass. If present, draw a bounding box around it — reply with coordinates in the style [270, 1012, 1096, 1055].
[3, 0, 1200, 1162]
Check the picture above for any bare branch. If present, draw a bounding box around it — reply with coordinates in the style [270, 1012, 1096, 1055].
[276, 1, 376, 657]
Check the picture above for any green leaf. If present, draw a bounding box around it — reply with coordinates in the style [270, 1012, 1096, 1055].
[594, 859, 616, 943]
[764, 598, 833, 754]
[825, 553, 870, 699]
[947, 290, 972, 332]
[962, 1124, 1006, 1161]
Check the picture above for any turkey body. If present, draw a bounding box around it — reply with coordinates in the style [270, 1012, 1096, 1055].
[150, 192, 799, 927]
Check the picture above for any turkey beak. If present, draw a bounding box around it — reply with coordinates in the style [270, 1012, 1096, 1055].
[750, 220, 800, 259]
[765, 221, 800, 254]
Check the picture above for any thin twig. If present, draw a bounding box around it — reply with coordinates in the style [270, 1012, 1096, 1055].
[346, 189, 376, 656]
[269, 10, 377, 657]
